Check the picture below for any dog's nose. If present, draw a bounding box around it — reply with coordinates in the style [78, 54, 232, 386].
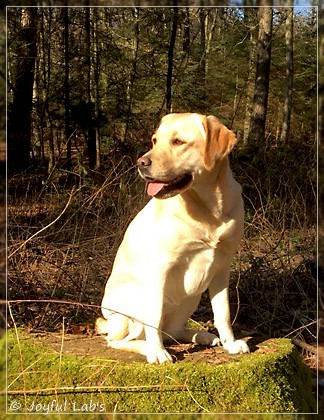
[137, 156, 152, 168]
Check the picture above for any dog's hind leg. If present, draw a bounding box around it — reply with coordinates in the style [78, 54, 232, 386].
[121, 319, 144, 342]
[163, 295, 220, 346]
[95, 313, 129, 340]
[95, 317, 108, 335]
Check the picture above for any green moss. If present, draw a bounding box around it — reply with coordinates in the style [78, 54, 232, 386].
[0, 331, 6, 417]
[3, 329, 316, 415]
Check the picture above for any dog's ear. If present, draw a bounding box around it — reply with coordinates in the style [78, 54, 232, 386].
[203, 115, 237, 171]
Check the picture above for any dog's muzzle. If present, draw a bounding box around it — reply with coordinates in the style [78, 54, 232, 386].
[137, 154, 193, 198]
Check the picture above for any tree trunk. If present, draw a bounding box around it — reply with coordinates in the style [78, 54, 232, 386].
[40, 9, 55, 173]
[182, 8, 190, 54]
[8, 8, 37, 173]
[204, 10, 217, 79]
[243, 6, 257, 144]
[123, 7, 140, 146]
[166, 7, 178, 112]
[246, 1, 273, 149]
[63, 8, 72, 172]
[93, 8, 101, 169]
[85, 7, 96, 170]
[280, 1, 294, 144]
[320, 2, 324, 154]
[198, 8, 206, 86]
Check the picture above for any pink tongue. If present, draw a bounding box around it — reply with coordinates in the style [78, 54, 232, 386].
[147, 182, 167, 196]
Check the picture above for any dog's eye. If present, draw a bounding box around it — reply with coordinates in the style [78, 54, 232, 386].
[172, 139, 185, 146]
[152, 137, 157, 146]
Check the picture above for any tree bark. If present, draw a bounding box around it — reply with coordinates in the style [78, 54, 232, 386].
[198, 8, 206, 86]
[182, 8, 190, 54]
[8, 8, 37, 173]
[63, 8, 72, 172]
[46, 9, 55, 174]
[243, 6, 257, 144]
[123, 7, 140, 147]
[166, 7, 178, 112]
[40, 9, 55, 172]
[85, 7, 97, 170]
[93, 8, 101, 169]
[280, 1, 294, 144]
[246, 1, 273, 149]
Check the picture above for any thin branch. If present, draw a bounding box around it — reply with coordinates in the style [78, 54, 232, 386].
[4, 383, 187, 396]
[284, 320, 317, 339]
[6, 298, 186, 347]
[7, 302, 27, 406]
[166, 375, 210, 413]
[291, 338, 317, 355]
[8, 188, 76, 260]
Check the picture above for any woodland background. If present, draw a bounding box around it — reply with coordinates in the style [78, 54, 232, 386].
[2, 1, 321, 375]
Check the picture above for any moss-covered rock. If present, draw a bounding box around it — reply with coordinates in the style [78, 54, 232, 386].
[3, 329, 316, 415]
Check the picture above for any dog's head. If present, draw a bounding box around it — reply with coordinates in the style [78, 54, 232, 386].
[137, 113, 237, 199]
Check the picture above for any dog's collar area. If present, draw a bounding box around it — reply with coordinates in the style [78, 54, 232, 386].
[145, 173, 193, 198]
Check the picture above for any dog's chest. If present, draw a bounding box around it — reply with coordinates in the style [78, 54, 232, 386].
[184, 247, 218, 294]
[165, 245, 222, 300]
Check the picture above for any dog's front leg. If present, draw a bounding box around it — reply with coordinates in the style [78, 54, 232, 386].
[141, 275, 173, 364]
[209, 277, 249, 354]
[144, 322, 173, 364]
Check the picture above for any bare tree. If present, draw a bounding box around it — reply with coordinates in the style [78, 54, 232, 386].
[38, 9, 55, 172]
[93, 8, 101, 169]
[280, 1, 294, 144]
[247, 1, 273, 149]
[243, 6, 258, 144]
[85, 7, 97, 169]
[63, 8, 72, 172]
[182, 7, 190, 54]
[8, 8, 37, 172]
[123, 7, 140, 145]
[198, 8, 207, 86]
[166, 7, 178, 112]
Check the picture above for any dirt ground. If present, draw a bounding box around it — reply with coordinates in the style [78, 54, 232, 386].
[31, 331, 257, 364]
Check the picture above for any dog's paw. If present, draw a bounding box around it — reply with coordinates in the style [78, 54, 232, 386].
[223, 339, 250, 354]
[193, 331, 221, 347]
[146, 347, 173, 364]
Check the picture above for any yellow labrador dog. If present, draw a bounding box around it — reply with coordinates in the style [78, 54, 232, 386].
[96, 113, 249, 363]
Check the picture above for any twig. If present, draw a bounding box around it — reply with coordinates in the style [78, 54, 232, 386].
[4, 384, 187, 396]
[284, 320, 317, 339]
[7, 302, 28, 407]
[6, 298, 184, 347]
[8, 188, 76, 260]
[7, 353, 46, 389]
[291, 338, 317, 355]
[56, 317, 65, 390]
[166, 375, 210, 413]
